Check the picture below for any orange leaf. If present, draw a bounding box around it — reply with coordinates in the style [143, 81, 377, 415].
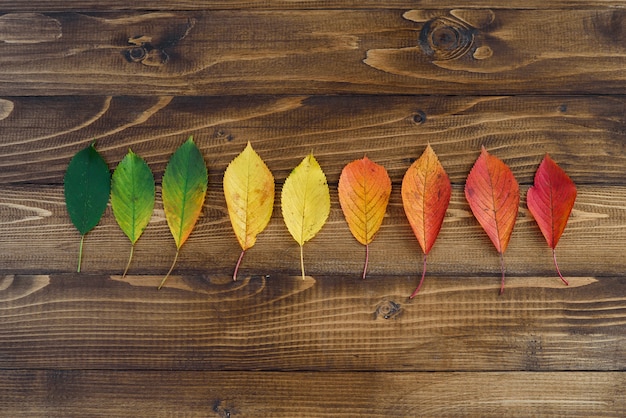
[401, 144, 451, 298]
[465, 146, 519, 294]
[527, 154, 577, 285]
[338, 156, 391, 279]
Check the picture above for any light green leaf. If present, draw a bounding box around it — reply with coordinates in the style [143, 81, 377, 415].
[281, 153, 330, 279]
[64, 143, 111, 272]
[111, 149, 155, 277]
[159, 136, 208, 288]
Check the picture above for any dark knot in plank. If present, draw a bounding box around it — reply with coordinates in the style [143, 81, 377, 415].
[123, 35, 170, 66]
[418, 17, 475, 61]
[374, 299, 402, 320]
[411, 110, 427, 125]
[122, 18, 196, 67]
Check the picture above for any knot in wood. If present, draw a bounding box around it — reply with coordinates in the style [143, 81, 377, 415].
[126, 47, 147, 62]
[411, 110, 426, 125]
[374, 299, 401, 320]
[419, 17, 475, 61]
[123, 36, 169, 67]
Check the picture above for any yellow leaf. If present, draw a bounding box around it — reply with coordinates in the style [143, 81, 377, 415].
[281, 153, 330, 279]
[223, 142, 275, 280]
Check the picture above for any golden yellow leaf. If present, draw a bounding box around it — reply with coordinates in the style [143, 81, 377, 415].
[281, 153, 330, 279]
[223, 142, 275, 280]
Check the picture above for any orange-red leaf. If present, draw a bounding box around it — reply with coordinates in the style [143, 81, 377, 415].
[401, 144, 451, 297]
[338, 156, 391, 279]
[527, 154, 576, 285]
[465, 146, 519, 294]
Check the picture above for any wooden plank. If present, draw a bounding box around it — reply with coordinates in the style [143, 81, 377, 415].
[0, 184, 622, 276]
[2, 370, 624, 417]
[0, 95, 624, 185]
[1, 1, 626, 11]
[0, 273, 623, 371]
[1, 10, 626, 95]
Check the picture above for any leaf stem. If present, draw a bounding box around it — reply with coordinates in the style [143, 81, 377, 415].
[77, 235, 85, 273]
[409, 253, 428, 299]
[159, 249, 179, 290]
[233, 250, 245, 281]
[299, 244, 305, 280]
[552, 248, 569, 286]
[499, 252, 506, 295]
[362, 244, 369, 280]
[122, 244, 135, 278]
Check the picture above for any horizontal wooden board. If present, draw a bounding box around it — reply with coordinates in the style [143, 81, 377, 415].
[0, 184, 622, 277]
[2, 370, 624, 417]
[2, 1, 626, 11]
[0, 273, 623, 371]
[0, 95, 624, 185]
[2, 10, 626, 94]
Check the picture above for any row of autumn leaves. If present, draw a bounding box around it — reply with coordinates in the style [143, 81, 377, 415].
[63, 137, 577, 297]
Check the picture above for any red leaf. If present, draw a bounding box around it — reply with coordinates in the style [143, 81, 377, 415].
[526, 154, 577, 285]
[401, 144, 451, 298]
[465, 146, 520, 294]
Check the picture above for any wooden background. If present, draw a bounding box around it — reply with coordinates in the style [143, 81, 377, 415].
[1, 1, 625, 416]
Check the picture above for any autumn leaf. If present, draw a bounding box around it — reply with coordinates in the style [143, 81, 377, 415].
[223, 142, 275, 281]
[338, 156, 391, 279]
[159, 136, 208, 289]
[465, 146, 519, 295]
[111, 149, 155, 277]
[281, 153, 330, 280]
[527, 154, 577, 285]
[64, 143, 111, 272]
[401, 145, 451, 298]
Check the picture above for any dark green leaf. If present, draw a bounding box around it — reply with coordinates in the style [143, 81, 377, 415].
[64, 143, 111, 271]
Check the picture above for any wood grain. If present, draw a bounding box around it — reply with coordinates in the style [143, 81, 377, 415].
[0, 95, 624, 185]
[2, 370, 624, 417]
[2, 10, 626, 95]
[0, 185, 622, 276]
[2, 1, 626, 11]
[1, 2, 624, 415]
[0, 273, 624, 371]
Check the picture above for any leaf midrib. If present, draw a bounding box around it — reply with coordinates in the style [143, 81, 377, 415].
[176, 157, 191, 249]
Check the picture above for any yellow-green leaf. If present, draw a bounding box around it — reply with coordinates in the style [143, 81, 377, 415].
[159, 136, 208, 289]
[223, 142, 275, 281]
[111, 149, 155, 277]
[281, 153, 330, 279]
